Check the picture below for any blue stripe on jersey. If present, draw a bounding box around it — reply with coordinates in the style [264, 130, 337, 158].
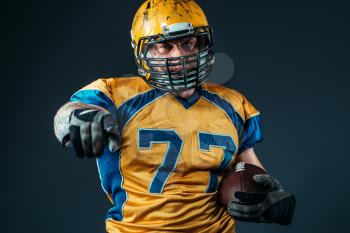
[237, 115, 263, 154]
[71, 90, 126, 220]
[201, 90, 244, 135]
[97, 147, 126, 221]
[201, 90, 262, 153]
[118, 89, 166, 129]
[70, 90, 118, 119]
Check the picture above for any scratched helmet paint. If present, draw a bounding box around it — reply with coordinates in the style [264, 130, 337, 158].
[131, 0, 215, 92]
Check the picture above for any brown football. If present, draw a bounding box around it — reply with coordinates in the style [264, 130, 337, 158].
[219, 162, 267, 206]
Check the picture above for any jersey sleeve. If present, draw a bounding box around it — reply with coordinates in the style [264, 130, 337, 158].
[70, 78, 118, 118]
[70, 79, 118, 202]
[238, 96, 263, 154]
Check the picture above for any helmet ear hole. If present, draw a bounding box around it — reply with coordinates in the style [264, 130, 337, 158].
[138, 68, 147, 76]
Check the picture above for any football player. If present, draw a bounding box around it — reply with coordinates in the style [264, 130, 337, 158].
[53, 0, 295, 232]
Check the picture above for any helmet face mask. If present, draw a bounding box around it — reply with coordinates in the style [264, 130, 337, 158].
[131, 0, 215, 92]
[136, 26, 214, 92]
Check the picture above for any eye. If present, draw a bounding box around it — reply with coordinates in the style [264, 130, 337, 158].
[157, 43, 172, 54]
[181, 38, 197, 52]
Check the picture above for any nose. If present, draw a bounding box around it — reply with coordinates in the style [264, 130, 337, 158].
[168, 45, 187, 71]
[170, 44, 187, 57]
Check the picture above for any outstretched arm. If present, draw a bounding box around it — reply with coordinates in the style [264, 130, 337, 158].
[54, 101, 121, 158]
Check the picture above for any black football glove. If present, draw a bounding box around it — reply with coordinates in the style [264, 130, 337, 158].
[227, 174, 296, 225]
[62, 107, 121, 158]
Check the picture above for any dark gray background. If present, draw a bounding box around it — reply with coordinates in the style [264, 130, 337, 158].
[6, 0, 350, 232]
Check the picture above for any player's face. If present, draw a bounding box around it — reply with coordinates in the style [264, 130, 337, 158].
[148, 37, 199, 58]
[146, 37, 199, 98]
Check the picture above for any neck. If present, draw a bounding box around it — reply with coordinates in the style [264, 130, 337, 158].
[172, 88, 196, 99]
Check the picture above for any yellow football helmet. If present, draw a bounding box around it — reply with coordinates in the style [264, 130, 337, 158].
[131, 0, 215, 92]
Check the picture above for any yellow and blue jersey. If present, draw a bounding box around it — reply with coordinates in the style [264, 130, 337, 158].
[70, 76, 263, 233]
